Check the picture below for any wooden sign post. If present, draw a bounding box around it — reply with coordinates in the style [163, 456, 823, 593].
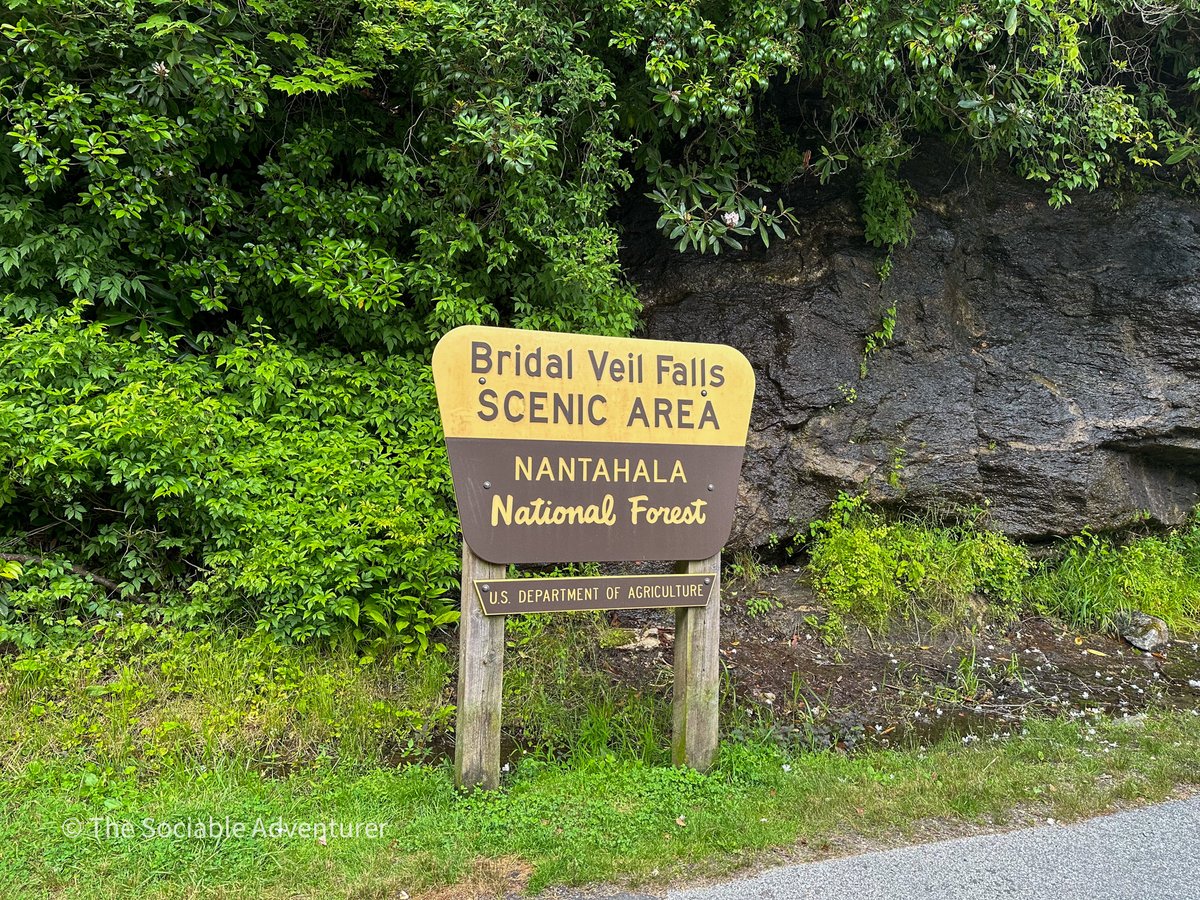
[433, 326, 753, 789]
[453, 545, 506, 790]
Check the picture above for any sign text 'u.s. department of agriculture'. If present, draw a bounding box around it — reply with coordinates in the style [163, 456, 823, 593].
[474, 574, 714, 615]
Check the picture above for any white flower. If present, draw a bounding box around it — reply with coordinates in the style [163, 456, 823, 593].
[721, 210, 741, 227]
[151, 61, 170, 78]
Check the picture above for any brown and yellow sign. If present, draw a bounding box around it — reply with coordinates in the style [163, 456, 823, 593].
[474, 574, 714, 615]
[432, 325, 755, 563]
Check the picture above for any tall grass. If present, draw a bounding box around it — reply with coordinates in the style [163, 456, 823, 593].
[1028, 525, 1200, 635]
[0, 625, 456, 774]
[0, 614, 675, 775]
[805, 494, 1200, 637]
[502, 612, 672, 765]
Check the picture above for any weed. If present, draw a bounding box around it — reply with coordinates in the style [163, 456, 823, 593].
[886, 445, 907, 490]
[804, 493, 1030, 632]
[0, 625, 456, 774]
[1027, 525, 1200, 635]
[745, 594, 782, 620]
[1001, 652, 1025, 688]
[503, 613, 671, 764]
[955, 647, 981, 701]
[803, 611, 848, 646]
[860, 302, 898, 379]
[802, 495, 1200, 638]
[728, 549, 773, 586]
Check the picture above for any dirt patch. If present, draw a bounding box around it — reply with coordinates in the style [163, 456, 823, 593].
[597, 569, 1200, 749]
[416, 855, 534, 900]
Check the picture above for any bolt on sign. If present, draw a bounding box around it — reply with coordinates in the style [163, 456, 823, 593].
[432, 326, 755, 565]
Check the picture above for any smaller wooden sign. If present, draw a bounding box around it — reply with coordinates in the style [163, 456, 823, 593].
[473, 574, 714, 615]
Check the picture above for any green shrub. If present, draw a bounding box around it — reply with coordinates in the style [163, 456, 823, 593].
[805, 495, 1200, 638]
[861, 164, 916, 250]
[6, 0, 1200, 346]
[805, 493, 1031, 630]
[0, 307, 459, 650]
[1028, 525, 1200, 636]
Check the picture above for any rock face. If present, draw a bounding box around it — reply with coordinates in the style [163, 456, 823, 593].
[631, 159, 1200, 546]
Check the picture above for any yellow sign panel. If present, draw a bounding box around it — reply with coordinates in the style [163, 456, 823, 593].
[433, 326, 754, 447]
[432, 326, 755, 563]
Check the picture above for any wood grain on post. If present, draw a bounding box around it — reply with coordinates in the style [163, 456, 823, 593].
[454, 543, 507, 790]
[672, 551, 721, 772]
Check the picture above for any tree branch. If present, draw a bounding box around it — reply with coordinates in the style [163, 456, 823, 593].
[0, 553, 123, 594]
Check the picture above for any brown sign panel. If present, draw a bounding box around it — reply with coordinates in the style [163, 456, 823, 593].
[433, 326, 755, 564]
[474, 574, 714, 615]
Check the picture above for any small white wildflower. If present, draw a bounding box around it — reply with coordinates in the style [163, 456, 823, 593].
[151, 61, 170, 78]
[781, 763, 791, 772]
[721, 210, 741, 227]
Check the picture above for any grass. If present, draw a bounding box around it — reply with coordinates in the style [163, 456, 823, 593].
[0, 626, 456, 772]
[1028, 527, 1200, 635]
[1, 618, 1199, 898]
[803, 493, 1200, 638]
[0, 614, 679, 775]
[4, 505, 1200, 897]
[1, 711, 1197, 898]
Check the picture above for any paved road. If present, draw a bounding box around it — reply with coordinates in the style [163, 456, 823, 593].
[570, 797, 1200, 900]
[664, 797, 1200, 900]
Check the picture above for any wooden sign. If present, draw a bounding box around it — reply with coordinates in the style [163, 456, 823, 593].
[473, 574, 714, 615]
[434, 326, 755, 789]
[432, 326, 755, 564]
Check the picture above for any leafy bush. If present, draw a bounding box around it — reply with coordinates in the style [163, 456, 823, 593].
[1028, 524, 1200, 635]
[0, 307, 459, 650]
[805, 493, 1031, 630]
[7, 0, 1200, 349]
[1, 0, 797, 341]
[861, 165, 917, 249]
